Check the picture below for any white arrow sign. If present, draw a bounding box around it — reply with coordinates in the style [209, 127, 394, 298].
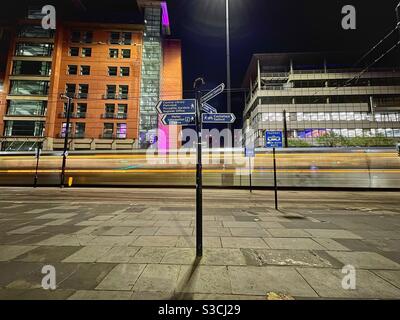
[201, 103, 217, 114]
[201, 83, 225, 103]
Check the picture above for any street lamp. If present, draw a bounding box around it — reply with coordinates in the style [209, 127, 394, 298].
[60, 94, 73, 188]
[225, 0, 232, 134]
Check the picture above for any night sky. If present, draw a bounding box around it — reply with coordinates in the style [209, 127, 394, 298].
[2, 0, 400, 128]
[166, 0, 400, 127]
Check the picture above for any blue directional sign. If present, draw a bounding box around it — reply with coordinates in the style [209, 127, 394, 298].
[202, 103, 217, 114]
[202, 113, 236, 124]
[266, 131, 283, 148]
[156, 99, 196, 114]
[245, 148, 255, 158]
[161, 114, 195, 126]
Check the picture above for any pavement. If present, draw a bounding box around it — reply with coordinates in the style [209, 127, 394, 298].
[0, 187, 399, 300]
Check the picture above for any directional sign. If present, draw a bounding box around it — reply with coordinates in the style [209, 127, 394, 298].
[266, 131, 283, 148]
[156, 99, 196, 114]
[201, 83, 225, 103]
[161, 114, 195, 126]
[201, 103, 217, 114]
[202, 113, 236, 124]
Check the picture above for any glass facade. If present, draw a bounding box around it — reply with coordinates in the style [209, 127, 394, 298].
[7, 100, 47, 116]
[9, 80, 49, 96]
[139, 6, 162, 147]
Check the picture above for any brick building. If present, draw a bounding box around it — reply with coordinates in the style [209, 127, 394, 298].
[0, 0, 182, 151]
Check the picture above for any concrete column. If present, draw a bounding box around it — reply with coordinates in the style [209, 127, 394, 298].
[90, 139, 96, 151]
[249, 78, 253, 100]
[257, 60, 261, 91]
[290, 59, 294, 73]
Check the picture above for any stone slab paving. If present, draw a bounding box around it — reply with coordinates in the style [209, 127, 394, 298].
[0, 187, 400, 300]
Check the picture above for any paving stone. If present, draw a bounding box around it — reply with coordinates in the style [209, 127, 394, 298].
[229, 228, 270, 238]
[87, 236, 137, 246]
[8, 226, 45, 235]
[68, 290, 132, 300]
[63, 246, 112, 263]
[57, 263, 116, 290]
[36, 213, 77, 220]
[241, 248, 334, 267]
[153, 221, 191, 227]
[264, 238, 325, 250]
[131, 227, 159, 236]
[221, 237, 268, 249]
[202, 227, 232, 237]
[44, 219, 72, 226]
[256, 222, 284, 229]
[161, 248, 196, 265]
[297, 268, 400, 299]
[133, 264, 180, 292]
[130, 291, 175, 300]
[88, 215, 114, 221]
[373, 270, 400, 289]
[16, 246, 80, 263]
[314, 238, 350, 251]
[176, 266, 232, 294]
[96, 264, 146, 290]
[37, 234, 95, 246]
[0, 288, 75, 300]
[156, 227, 194, 236]
[352, 230, 400, 240]
[222, 222, 259, 228]
[130, 247, 168, 264]
[326, 251, 400, 270]
[176, 236, 222, 248]
[100, 227, 135, 236]
[229, 266, 318, 298]
[0, 245, 37, 261]
[132, 236, 179, 247]
[305, 229, 362, 239]
[201, 248, 247, 266]
[97, 246, 141, 263]
[267, 229, 311, 238]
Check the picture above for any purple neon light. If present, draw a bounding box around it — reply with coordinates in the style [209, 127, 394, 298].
[161, 1, 170, 27]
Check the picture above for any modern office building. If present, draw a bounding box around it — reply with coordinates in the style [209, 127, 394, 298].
[0, 0, 182, 151]
[242, 52, 400, 147]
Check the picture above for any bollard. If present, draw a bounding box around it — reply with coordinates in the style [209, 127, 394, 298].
[68, 177, 73, 187]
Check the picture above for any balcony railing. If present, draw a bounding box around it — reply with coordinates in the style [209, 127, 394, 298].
[103, 93, 128, 100]
[100, 133, 127, 139]
[101, 113, 128, 119]
[59, 113, 87, 119]
[58, 132, 85, 139]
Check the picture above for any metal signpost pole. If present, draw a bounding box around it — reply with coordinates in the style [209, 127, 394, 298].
[60, 95, 72, 188]
[273, 147, 278, 210]
[34, 143, 42, 188]
[194, 78, 205, 257]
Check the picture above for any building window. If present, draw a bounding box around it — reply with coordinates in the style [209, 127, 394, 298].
[61, 122, 72, 138]
[109, 49, 118, 58]
[106, 85, 116, 99]
[13, 61, 51, 76]
[68, 65, 78, 75]
[121, 49, 131, 58]
[66, 84, 76, 98]
[69, 47, 79, 56]
[110, 32, 120, 44]
[117, 104, 128, 119]
[82, 48, 92, 57]
[78, 84, 89, 99]
[122, 32, 132, 45]
[9, 80, 49, 96]
[108, 67, 118, 76]
[18, 25, 54, 38]
[15, 43, 54, 56]
[103, 123, 114, 138]
[117, 123, 127, 139]
[7, 100, 47, 116]
[71, 31, 81, 43]
[120, 67, 130, 77]
[119, 85, 129, 99]
[82, 31, 93, 44]
[75, 123, 86, 138]
[76, 104, 87, 118]
[5, 120, 45, 137]
[80, 65, 91, 75]
[104, 104, 115, 118]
